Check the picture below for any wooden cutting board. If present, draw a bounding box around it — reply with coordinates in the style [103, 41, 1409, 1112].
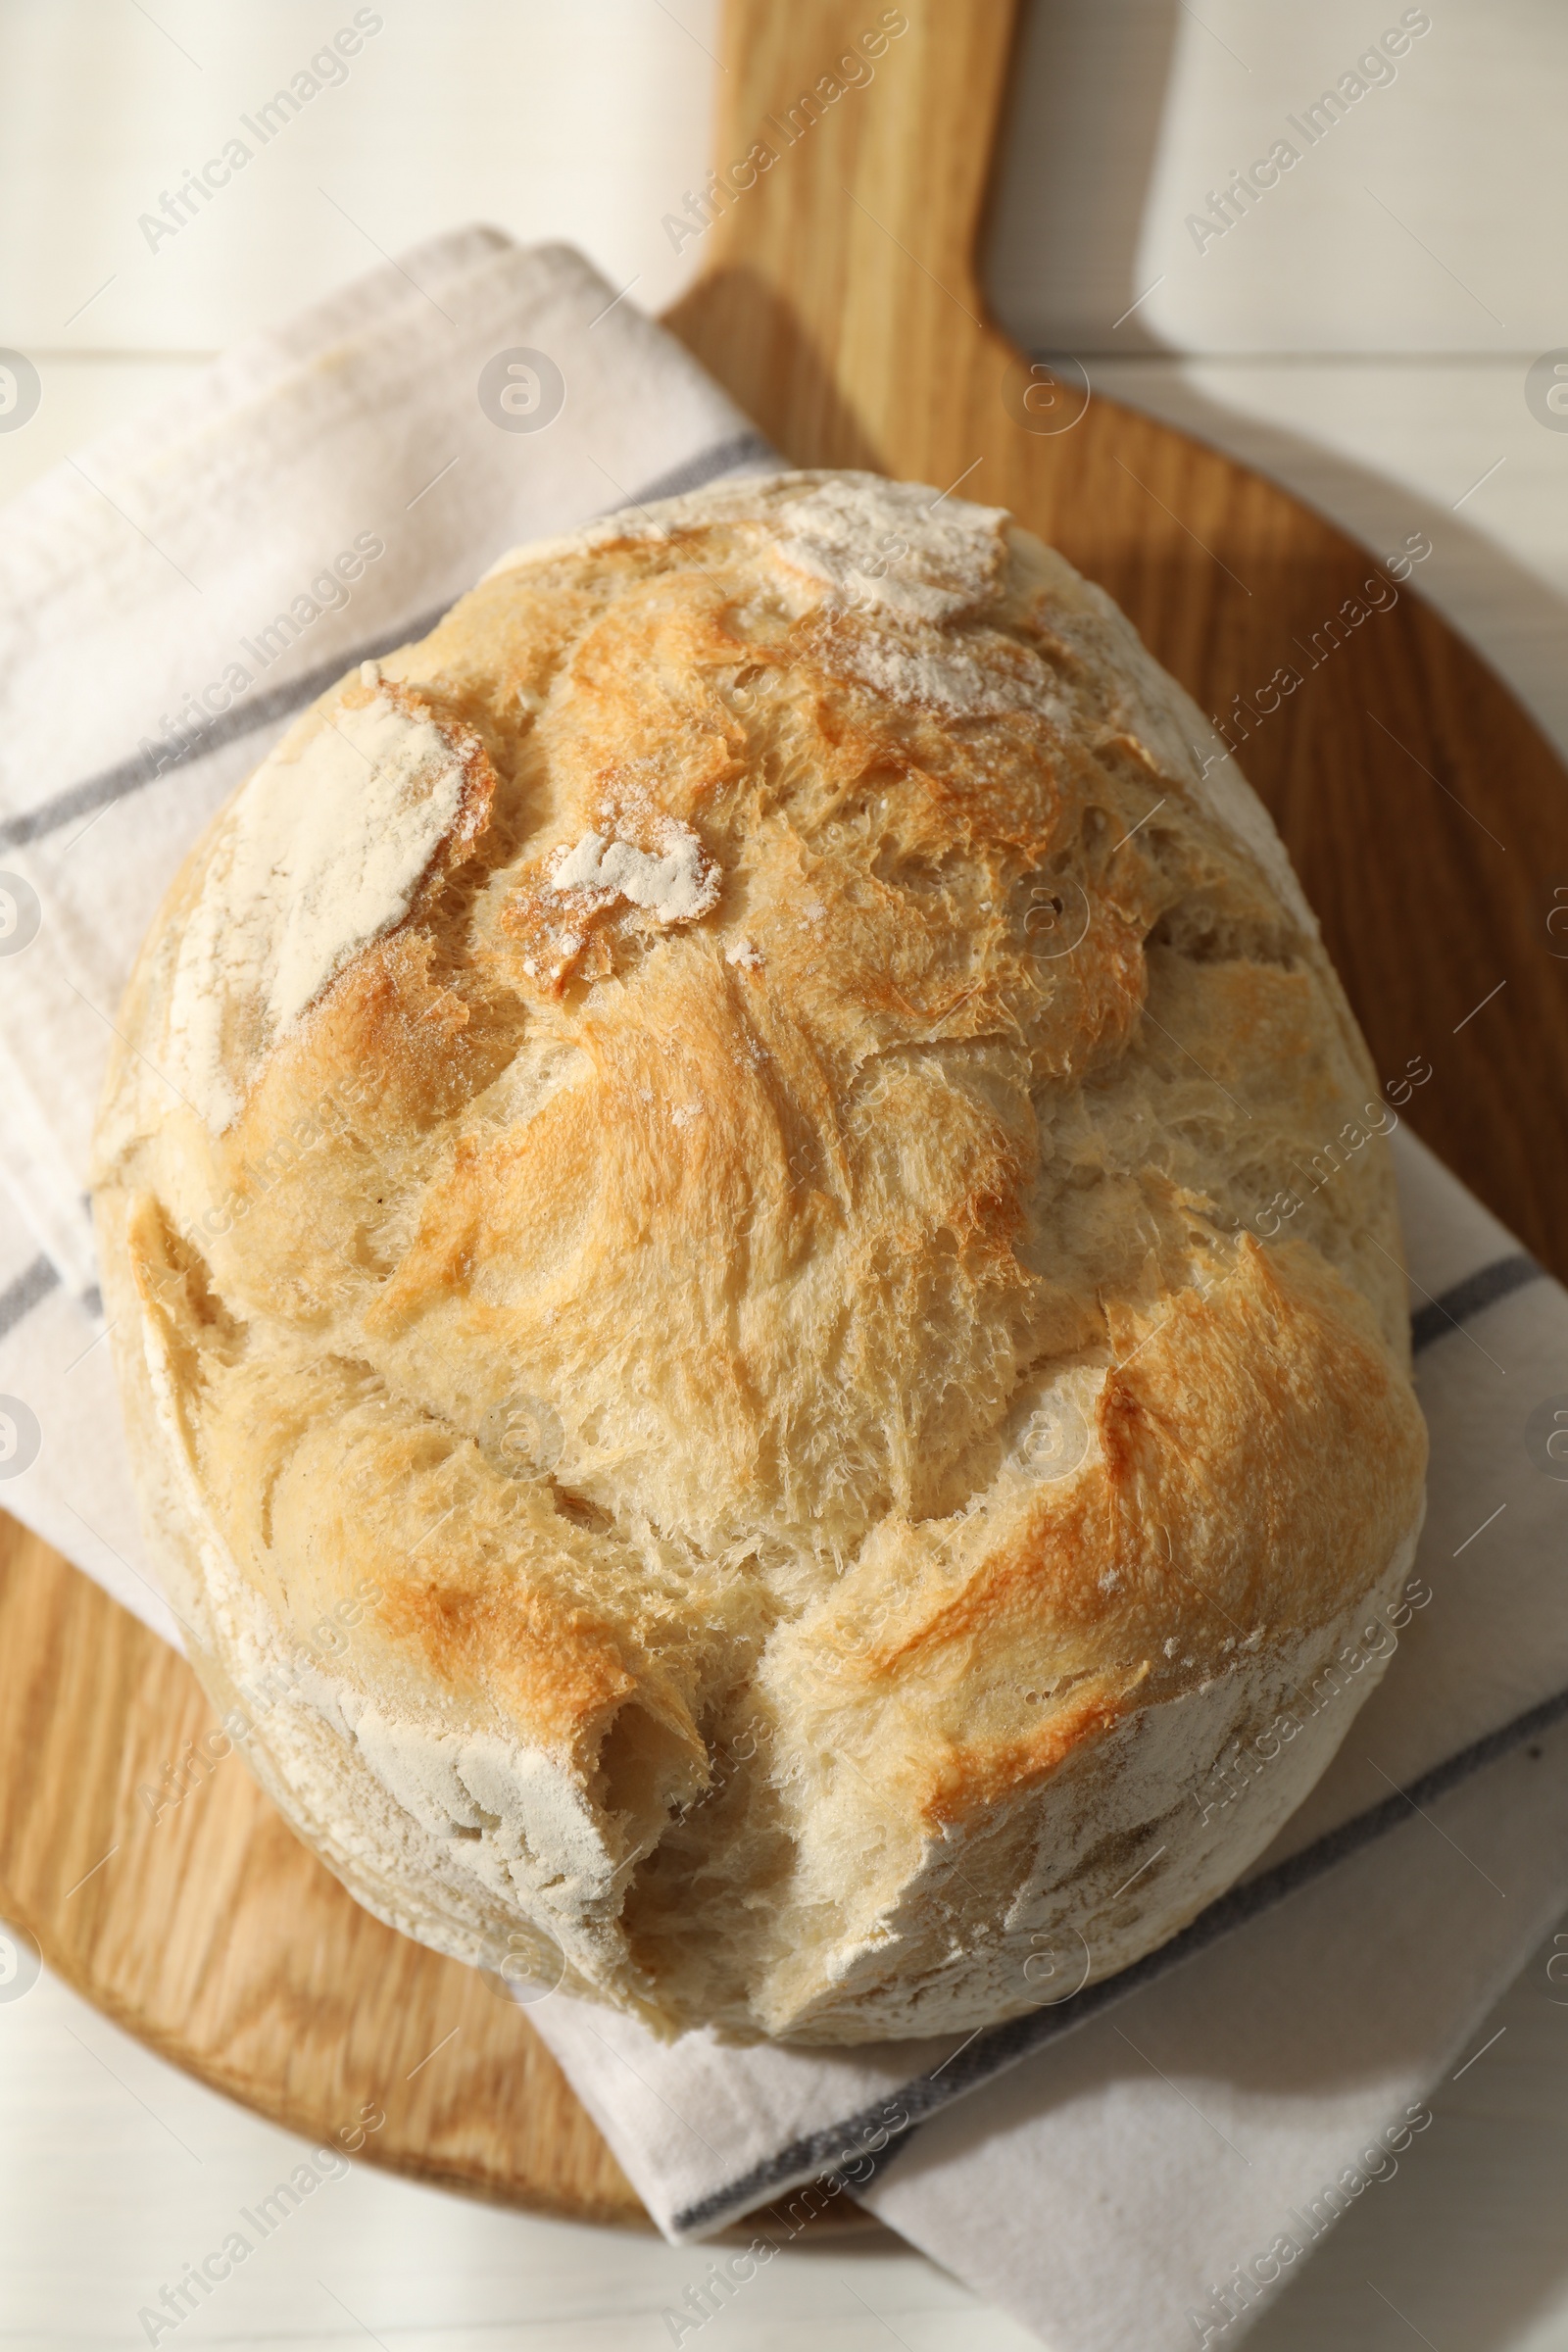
[4, 0, 1566, 2227]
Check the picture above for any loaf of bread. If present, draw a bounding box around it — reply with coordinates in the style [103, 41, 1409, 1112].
[93, 471, 1427, 2043]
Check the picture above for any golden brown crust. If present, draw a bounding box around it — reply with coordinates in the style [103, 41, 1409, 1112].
[93, 472, 1427, 2041]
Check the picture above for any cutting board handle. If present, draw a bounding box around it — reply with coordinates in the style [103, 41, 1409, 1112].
[668, 0, 1020, 469]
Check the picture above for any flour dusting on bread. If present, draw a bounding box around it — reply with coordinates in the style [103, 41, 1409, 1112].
[166, 686, 490, 1131]
[549, 818, 718, 926]
[771, 472, 1006, 620]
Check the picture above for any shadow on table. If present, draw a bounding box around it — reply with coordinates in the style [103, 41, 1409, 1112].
[1247, 1914, 1568, 2352]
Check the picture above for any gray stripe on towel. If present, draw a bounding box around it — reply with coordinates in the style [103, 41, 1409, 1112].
[0, 1252, 61, 1343]
[675, 1675, 1568, 2233]
[1411, 1251, 1544, 1354]
[0, 433, 782, 856]
[0, 607, 452, 855]
[616, 430, 781, 508]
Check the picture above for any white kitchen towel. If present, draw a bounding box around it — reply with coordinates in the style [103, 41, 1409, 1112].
[1, 228, 1563, 2352]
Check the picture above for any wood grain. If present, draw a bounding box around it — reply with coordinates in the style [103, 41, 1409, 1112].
[4, 0, 1566, 2227]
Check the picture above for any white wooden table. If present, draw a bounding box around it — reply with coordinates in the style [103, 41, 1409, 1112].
[4, 6, 1568, 2346]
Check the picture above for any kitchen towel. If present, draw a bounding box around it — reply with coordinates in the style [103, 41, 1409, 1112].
[1, 227, 1563, 2352]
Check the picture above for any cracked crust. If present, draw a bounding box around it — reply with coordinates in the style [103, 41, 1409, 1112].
[92, 472, 1427, 2042]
